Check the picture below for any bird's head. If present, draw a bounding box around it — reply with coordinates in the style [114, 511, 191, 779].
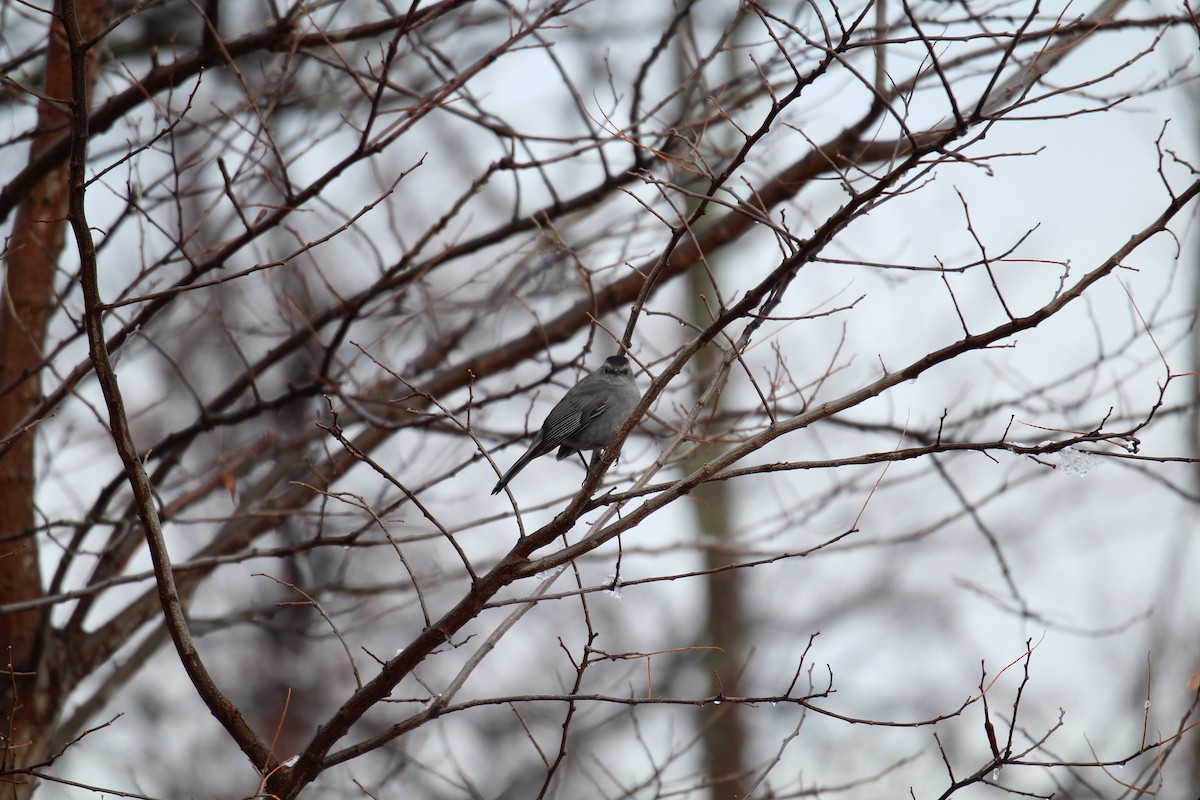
[602, 355, 632, 377]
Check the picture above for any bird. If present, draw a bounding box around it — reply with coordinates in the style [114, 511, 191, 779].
[491, 355, 641, 495]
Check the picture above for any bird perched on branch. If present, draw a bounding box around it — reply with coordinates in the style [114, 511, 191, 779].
[491, 355, 640, 495]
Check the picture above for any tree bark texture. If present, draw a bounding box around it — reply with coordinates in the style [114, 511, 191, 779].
[0, 0, 108, 789]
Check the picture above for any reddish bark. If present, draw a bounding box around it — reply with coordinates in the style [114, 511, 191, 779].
[0, 0, 108, 784]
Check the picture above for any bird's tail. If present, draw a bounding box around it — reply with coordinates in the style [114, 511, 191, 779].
[491, 446, 538, 495]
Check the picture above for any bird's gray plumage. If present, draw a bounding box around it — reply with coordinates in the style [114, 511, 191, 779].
[491, 355, 640, 495]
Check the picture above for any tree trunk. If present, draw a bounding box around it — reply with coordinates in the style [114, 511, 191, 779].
[0, 0, 108, 793]
[688, 270, 749, 799]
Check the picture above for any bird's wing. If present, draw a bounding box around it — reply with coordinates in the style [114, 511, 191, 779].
[577, 394, 610, 424]
[541, 394, 606, 449]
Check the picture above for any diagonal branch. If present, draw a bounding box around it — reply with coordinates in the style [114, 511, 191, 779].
[60, 0, 273, 774]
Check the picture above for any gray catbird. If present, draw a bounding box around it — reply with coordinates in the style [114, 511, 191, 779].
[491, 355, 640, 495]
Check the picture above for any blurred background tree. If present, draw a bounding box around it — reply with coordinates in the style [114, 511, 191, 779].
[1, 0, 1198, 798]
